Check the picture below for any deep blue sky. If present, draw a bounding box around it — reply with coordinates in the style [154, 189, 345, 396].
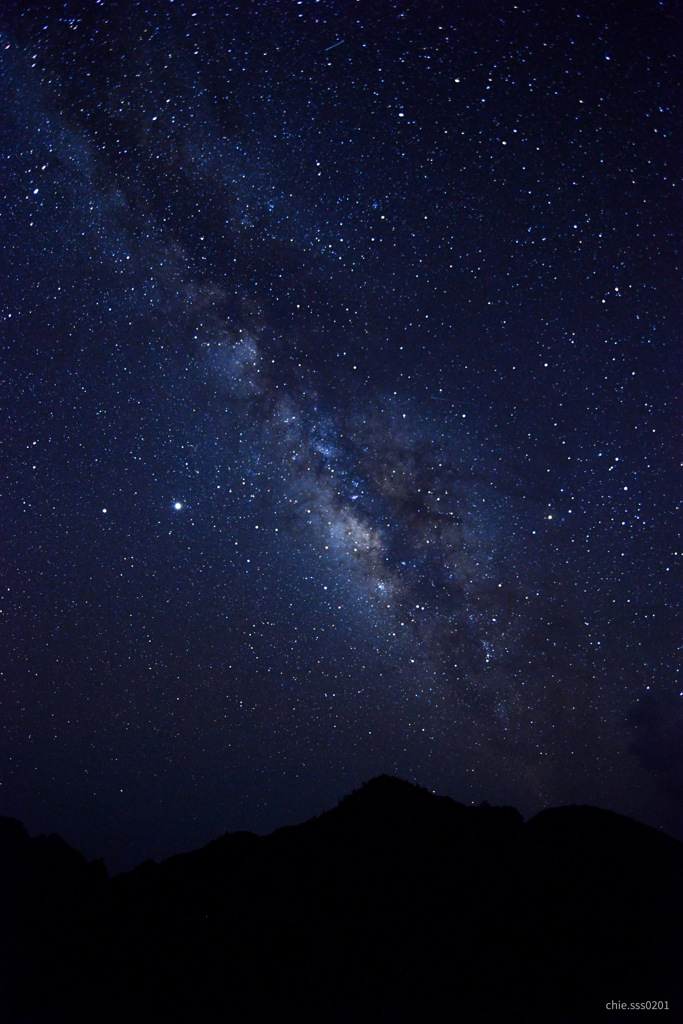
[1, 0, 680, 872]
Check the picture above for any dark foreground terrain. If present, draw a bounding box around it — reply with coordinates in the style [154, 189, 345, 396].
[1, 776, 681, 1023]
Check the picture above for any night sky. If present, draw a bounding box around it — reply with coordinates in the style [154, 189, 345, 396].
[1, 0, 681, 874]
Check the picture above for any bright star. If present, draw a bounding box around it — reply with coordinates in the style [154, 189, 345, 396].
[173, 501, 183, 511]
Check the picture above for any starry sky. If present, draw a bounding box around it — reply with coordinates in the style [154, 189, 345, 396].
[1, 0, 681, 873]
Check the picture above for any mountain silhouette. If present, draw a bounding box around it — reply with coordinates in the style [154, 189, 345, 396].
[0, 776, 681, 1023]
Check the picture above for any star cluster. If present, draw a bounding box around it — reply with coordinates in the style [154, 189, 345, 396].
[0, 0, 680, 870]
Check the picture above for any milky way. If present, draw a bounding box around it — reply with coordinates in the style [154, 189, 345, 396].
[208, 327, 541, 676]
[1, 0, 680, 870]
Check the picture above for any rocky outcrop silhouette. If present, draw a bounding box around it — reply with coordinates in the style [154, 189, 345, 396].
[0, 776, 681, 1023]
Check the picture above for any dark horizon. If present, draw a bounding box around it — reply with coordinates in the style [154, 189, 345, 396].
[1, 773, 681, 1023]
[5, 769, 682, 878]
[2, 0, 681, 878]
